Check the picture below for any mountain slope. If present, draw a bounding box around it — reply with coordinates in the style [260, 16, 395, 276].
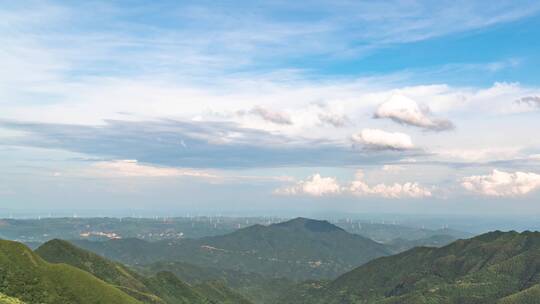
[278, 231, 540, 304]
[0, 239, 142, 304]
[74, 217, 391, 280]
[36, 239, 151, 293]
[139, 261, 293, 304]
[35, 239, 252, 304]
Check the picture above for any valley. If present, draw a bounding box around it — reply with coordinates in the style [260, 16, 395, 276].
[1, 216, 536, 304]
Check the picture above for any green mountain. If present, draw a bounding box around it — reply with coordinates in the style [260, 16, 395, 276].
[35, 239, 152, 294]
[139, 261, 294, 304]
[278, 231, 540, 304]
[35, 239, 252, 304]
[74, 217, 391, 280]
[0, 239, 142, 304]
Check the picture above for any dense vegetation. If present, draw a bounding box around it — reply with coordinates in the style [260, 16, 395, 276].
[0, 239, 142, 304]
[74, 218, 391, 280]
[279, 231, 540, 304]
[35, 239, 252, 304]
[4, 217, 535, 304]
[139, 261, 293, 304]
[0, 293, 25, 304]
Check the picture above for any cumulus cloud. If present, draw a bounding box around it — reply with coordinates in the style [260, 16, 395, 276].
[374, 94, 454, 131]
[248, 106, 293, 125]
[92, 160, 218, 178]
[515, 96, 540, 107]
[275, 170, 432, 199]
[274, 174, 341, 196]
[351, 128, 414, 150]
[461, 169, 540, 197]
[348, 170, 432, 198]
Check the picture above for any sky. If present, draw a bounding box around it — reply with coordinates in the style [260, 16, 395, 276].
[1, 0, 540, 217]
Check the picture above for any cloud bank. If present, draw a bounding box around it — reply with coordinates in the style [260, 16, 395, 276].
[348, 170, 432, 198]
[462, 169, 540, 197]
[374, 95, 454, 131]
[1, 119, 411, 169]
[276, 170, 431, 199]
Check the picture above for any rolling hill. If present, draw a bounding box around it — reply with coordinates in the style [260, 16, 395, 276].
[74, 217, 392, 280]
[35, 239, 252, 304]
[0, 239, 142, 304]
[278, 230, 540, 304]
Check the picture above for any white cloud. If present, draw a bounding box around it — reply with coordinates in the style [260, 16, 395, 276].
[91, 160, 218, 178]
[275, 170, 431, 199]
[351, 128, 414, 150]
[348, 170, 432, 198]
[274, 174, 341, 196]
[374, 94, 454, 131]
[461, 169, 540, 197]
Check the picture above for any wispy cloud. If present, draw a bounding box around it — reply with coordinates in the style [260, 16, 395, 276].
[90, 159, 219, 178]
[246, 106, 293, 125]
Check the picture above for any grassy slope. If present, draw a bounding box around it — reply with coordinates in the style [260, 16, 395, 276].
[279, 231, 540, 304]
[0, 240, 141, 304]
[35, 239, 252, 304]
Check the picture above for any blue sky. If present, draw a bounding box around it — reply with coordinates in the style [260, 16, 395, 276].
[1, 0, 540, 216]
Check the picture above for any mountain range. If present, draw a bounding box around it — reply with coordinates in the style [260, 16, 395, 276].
[3, 217, 538, 304]
[279, 230, 540, 304]
[73, 217, 392, 280]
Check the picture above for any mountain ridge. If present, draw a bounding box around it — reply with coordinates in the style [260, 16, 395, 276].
[278, 230, 540, 304]
[73, 217, 391, 280]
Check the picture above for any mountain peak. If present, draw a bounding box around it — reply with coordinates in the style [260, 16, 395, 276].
[273, 217, 344, 233]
